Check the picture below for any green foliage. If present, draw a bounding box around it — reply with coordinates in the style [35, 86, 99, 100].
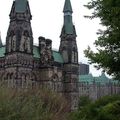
[69, 95, 120, 120]
[0, 86, 68, 120]
[99, 101, 120, 120]
[78, 96, 92, 110]
[68, 96, 92, 120]
[84, 0, 120, 79]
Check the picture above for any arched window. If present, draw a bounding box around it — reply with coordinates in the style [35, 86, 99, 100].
[8, 31, 14, 52]
[6, 73, 13, 87]
[21, 74, 26, 88]
[26, 74, 30, 88]
[31, 74, 37, 88]
[52, 74, 59, 91]
[20, 30, 31, 53]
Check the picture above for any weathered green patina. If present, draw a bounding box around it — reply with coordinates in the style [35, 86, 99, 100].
[0, 46, 5, 57]
[0, 46, 64, 63]
[33, 46, 40, 58]
[33, 46, 64, 63]
[15, 0, 27, 13]
[52, 50, 64, 63]
[79, 74, 94, 84]
[63, 0, 73, 13]
[79, 73, 119, 85]
[63, 0, 74, 34]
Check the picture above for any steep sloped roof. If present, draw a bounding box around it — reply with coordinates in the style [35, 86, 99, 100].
[0, 46, 5, 57]
[15, 0, 27, 13]
[52, 50, 64, 63]
[0, 46, 64, 64]
[33, 46, 64, 63]
[79, 73, 120, 85]
[63, 0, 73, 13]
[79, 74, 94, 84]
[95, 73, 110, 85]
[33, 46, 40, 58]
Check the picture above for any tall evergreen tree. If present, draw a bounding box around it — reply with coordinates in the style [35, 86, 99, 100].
[84, 0, 120, 79]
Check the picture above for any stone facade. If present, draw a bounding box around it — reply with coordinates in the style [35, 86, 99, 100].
[0, 0, 79, 110]
[79, 73, 120, 100]
[0, 0, 120, 111]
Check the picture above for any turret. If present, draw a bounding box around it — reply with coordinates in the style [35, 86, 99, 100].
[6, 0, 33, 54]
[10, 0, 32, 21]
[59, 0, 79, 110]
[63, 0, 73, 35]
[4, 0, 34, 88]
[59, 0, 78, 64]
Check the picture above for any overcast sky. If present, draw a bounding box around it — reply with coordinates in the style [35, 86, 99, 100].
[0, 0, 103, 76]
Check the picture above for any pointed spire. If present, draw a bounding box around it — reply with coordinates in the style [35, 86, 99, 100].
[0, 32, 3, 47]
[63, 0, 73, 13]
[62, 0, 75, 35]
[15, 0, 27, 13]
[10, 0, 32, 20]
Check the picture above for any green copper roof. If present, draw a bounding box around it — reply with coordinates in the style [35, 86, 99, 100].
[52, 50, 64, 63]
[79, 73, 120, 85]
[33, 46, 64, 63]
[63, 0, 73, 13]
[63, 0, 74, 34]
[0, 46, 64, 63]
[15, 0, 27, 13]
[79, 74, 94, 84]
[95, 73, 110, 84]
[64, 23, 74, 34]
[33, 46, 40, 58]
[0, 46, 5, 57]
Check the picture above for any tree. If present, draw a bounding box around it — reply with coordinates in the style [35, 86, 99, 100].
[68, 96, 92, 120]
[84, 0, 120, 79]
[78, 96, 92, 110]
[69, 95, 120, 120]
[98, 101, 120, 120]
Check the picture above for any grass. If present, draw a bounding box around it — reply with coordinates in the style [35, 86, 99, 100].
[0, 84, 69, 120]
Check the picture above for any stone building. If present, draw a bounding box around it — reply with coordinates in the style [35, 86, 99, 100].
[79, 73, 120, 100]
[0, 0, 79, 110]
[0, 0, 119, 111]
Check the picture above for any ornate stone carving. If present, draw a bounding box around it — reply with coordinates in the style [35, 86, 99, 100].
[20, 31, 31, 53]
[41, 50, 49, 65]
[8, 37, 12, 52]
[8, 31, 16, 52]
[39, 37, 53, 66]
[12, 35, 16, 51]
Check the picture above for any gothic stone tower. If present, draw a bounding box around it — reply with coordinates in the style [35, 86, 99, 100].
[5, 0, 33, 87]
[59, 0, 79, 110]
[0, 0, 79, 110]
